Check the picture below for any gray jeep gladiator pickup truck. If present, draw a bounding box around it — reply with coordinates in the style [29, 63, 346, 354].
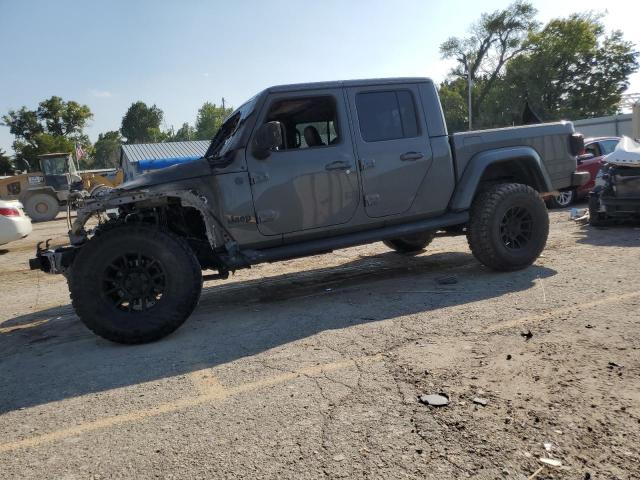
[30, 77, 588, 344]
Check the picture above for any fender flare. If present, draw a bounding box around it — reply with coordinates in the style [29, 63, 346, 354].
[449, 146, 554, 212]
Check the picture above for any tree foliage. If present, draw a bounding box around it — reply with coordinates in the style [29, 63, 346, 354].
[2, 96, 93, 169]
[438, 79, 468, 133]
[0, 149, 14, 175]
[503, 14, 639, 121]
[195, 102, 233, 141]
[439, 5, 639, 132]
[171, 122, 196, 141]
[120, 102, 164, 144]
[440, 1, 538, 123]
[93, 131, 123, 168]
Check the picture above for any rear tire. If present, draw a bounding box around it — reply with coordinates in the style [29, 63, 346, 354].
[383, 231, 435, 253]
[69, 225, 202, 344]
[467, 183, 549, 271]
[24, 193, 59, 222]
[588, 194, 608, 226]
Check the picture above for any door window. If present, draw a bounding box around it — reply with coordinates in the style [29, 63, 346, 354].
[264, 96, 339, 150]
[355, 90, 419, 142]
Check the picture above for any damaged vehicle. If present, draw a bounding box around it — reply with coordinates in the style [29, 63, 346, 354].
[30, 78, 588, 344]
[589, 136, 640, 226]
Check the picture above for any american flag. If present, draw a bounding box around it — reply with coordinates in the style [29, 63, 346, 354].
[75, 143, 86, 160]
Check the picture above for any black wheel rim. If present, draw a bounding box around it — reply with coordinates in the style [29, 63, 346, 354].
[500, 206, 533, 250]
[101, 252, 166, 312]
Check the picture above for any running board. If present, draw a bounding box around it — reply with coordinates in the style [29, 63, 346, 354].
[241, 212, 469, 265]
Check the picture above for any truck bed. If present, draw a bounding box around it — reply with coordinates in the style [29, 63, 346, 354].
[450, 122, 577, 191]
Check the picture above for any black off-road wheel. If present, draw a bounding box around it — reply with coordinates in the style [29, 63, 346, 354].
[588, 194, 608, 227]
[383, 231, 435, 253]
[467, 183, 549, 271]
[69, 225, 202, 344]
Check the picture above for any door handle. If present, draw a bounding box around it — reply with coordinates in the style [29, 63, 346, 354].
[325, 161, 352, 171]
[400, 152, 424, 161]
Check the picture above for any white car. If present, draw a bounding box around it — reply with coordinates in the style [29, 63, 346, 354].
[0, 199, 32, 246]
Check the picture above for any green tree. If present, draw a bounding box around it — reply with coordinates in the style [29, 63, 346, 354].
[93, 131, 123, 168]
[0, 149, 14, 175]
[440, 0, 538, 126]
[37, 96, 92, 136]
[195, 102, 232, 140]
[170, 122, 196, 141]
[120, 102, 164, 144]
[503, 14, 639, 121]
[438, 79, 469, 133]
[2, 97, 93, 169]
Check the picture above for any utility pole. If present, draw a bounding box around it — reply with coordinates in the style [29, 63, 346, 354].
[467, 70, 473, 130]
[221, 97, 226, 110]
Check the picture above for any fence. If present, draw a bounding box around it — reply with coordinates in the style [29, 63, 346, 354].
[572, 113, 634, 139]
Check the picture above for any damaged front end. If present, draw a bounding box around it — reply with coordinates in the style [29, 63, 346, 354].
[29, 184, 235, 277]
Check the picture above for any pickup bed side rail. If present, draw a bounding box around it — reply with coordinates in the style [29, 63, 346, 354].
[449, 146, 554, 212]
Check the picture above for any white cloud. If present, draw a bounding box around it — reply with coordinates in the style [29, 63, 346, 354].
[89, 89, 113, 98]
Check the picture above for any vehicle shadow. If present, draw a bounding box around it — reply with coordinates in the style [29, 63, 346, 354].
[0, 251, 556, 414]
[573, 223, 640, 247]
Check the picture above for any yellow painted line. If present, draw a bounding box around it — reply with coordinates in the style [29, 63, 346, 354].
[0, 355, 381, 453]
[0, 319, 49, 334]
[485, 290, 640, 333]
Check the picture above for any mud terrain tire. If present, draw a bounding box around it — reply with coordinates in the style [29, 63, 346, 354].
[467, 183, 549, 271]
[70, 225, 202, 344]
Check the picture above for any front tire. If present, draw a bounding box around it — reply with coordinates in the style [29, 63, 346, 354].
[24, 193, 59, 222]
[69, 226, 202, 344]
[467, 183, 549, 271]
[383, 231, 435, 253]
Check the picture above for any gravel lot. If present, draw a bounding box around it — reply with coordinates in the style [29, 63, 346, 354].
[1, 209, 639, 479]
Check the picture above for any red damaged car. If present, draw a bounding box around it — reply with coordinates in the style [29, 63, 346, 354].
[548, 136, 620, 208]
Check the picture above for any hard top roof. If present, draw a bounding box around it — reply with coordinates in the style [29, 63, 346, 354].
[266, 77, 433, 94]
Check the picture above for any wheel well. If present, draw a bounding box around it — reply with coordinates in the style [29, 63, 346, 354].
[478, 160, 546, 193]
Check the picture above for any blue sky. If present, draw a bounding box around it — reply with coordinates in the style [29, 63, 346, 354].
[1, 0, 638, 154]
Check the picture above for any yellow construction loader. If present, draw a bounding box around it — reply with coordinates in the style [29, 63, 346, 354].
[0, 152, 123, 221]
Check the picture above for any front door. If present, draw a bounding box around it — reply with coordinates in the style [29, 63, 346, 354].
[346, 84, 433, 218]
[246, 91, 360, 236]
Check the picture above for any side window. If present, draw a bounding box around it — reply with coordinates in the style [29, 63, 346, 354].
[355, 90, 419, 142]
[264, 96, 339, 150]
[600, 140, 619, 155]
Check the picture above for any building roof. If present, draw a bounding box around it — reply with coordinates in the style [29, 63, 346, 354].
[121, 141, 210, 163]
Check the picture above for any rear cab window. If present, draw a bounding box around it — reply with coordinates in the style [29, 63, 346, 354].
[355, 90, 420, 142]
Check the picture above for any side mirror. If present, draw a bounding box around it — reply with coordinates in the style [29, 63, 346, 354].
[253, 121, 283, 159]
[577, 153, 595, 164]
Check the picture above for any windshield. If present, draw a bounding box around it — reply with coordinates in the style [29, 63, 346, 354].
[41, 156, 69, 175]
[205, 94, 259, 159]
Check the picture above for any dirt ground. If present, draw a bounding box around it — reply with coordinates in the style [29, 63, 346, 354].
[0, 208, 639, 479]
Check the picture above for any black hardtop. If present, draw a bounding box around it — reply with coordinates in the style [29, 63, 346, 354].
[266, 77, 434, 94]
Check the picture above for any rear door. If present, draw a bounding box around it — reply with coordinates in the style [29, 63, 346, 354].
[346, 84, 433, 218]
